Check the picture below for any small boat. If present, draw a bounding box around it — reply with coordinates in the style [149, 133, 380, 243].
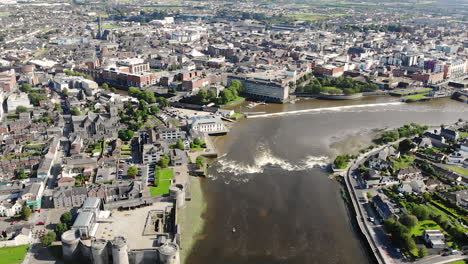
[245, 102, 258, 109]
[232, 227, 236, 233]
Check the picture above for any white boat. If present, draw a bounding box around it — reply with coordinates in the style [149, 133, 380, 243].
[245, 102, 258, 109]
[232, 227, 236, 233]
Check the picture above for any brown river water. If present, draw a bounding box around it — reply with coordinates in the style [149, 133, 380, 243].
[186, 97, 467, 264]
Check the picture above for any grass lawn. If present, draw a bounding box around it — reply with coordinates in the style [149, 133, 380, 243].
[190, 147, 205, 151]
[33, 48, 47, 57]
[150, 169, 174, 196]
[287, 13, 330, 21]
[230, 113, 243, 118]
[405, 93, 429, 100]
[222, 96, 245, 105]
[410, 220, 441, 237]
[444, 165, 468, 177]
[102, 25, 122, 29]
[392, 88, 432, 95]
[448, 261, 468, 264]
[157, 169, 174, 181]
[460, 132, 468, 138]
[0, 245, 29, 264]
[391, 155, 415, 171]
[150, 181, 172, 196]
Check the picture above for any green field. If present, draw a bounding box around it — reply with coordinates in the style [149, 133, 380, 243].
[448, 260, 468, 264]
[150, 169, 174, 196]
[392, 88, 432, 95]
[0, 12, 10, 17]
[222, 96, 245, 105]
[390, 156, 415, 171]
[405, 93, 429, 101]
[287, 13, 347, 21]
[410, 220, 441, 237]
[444, 165, 468, 177]
[33, 48, 47, 57]
[287, 13, 330, 21]
[460, 132, 468, 138]
[230, 113, 244, 118]
[0, 245, 29, 264]
[102, 25, 122, 30]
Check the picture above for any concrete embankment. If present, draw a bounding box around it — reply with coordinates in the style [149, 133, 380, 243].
[344, 160, 386, 264]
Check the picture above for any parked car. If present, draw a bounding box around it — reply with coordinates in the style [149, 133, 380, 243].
[37, 221, 45, 225]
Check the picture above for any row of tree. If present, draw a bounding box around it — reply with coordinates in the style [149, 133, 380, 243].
[296, 77, 378, 95]
[376, 123, 428, 144]
[181, 80, 244, 105]
[20, 83, 48, 106]
[63, 70, 94, 81]
[128, 87, 169, 107]
[119, 100, 160, 131]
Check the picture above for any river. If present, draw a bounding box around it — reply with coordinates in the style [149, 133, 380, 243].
[186, 97, 467, 264]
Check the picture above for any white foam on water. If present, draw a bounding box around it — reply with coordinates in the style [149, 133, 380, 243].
[212, 145, 330, 184]
[247, 101, 405, 118]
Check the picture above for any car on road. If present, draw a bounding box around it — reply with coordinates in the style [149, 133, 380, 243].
[368, 217, 375, 223]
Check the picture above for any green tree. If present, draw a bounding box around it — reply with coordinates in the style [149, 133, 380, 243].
[60, 212, 73, 226]
[55, 223, 69, 237]
[193, 137, 202, 146]
[333, 155, 350, 169]
[102, 83, 109, 90]
[143, 90, 156, 103]
[16, 168, 28, 179]
[127, 166, 138, 177]
[159, 154, 170, 168]
[28, 93, 47, 106]
[400, 215, 418, 228]
[176, 139, 185, 150]
[71, 106, 81, 116]
[156, 97, 169, 108]
[20, 83, 32, 93]
[412, 205, 430, 221]
[399, 139, 415, 153]
[208, 89, 217, 100]
[118, 130, 134, 141]
[62, 88, 69, 96]
[55, 103, 62, 111]
[418, 247, 428, 258]
[230, 80, 244, 93]
[16, 106, 28, 114]
[21, 206, 32, 220]
[128, 87, 141, 98]
[40, 232, 56, 247]
[150, 106, 160, 114]
[196, 156, 204, 169]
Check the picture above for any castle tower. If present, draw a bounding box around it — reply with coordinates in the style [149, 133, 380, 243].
[92, 239, 109, 264]
[158, 242, 180, 264]
[61, 230, 81, 261]
[169, 186, 185, 209]
[111, 236, 129, 264]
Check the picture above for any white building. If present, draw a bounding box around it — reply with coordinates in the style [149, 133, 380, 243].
[188, 115, 227, 135]
[423, 230, 445, 248]
[0, 200, 22, 217]
[6, 93, 32, 113]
